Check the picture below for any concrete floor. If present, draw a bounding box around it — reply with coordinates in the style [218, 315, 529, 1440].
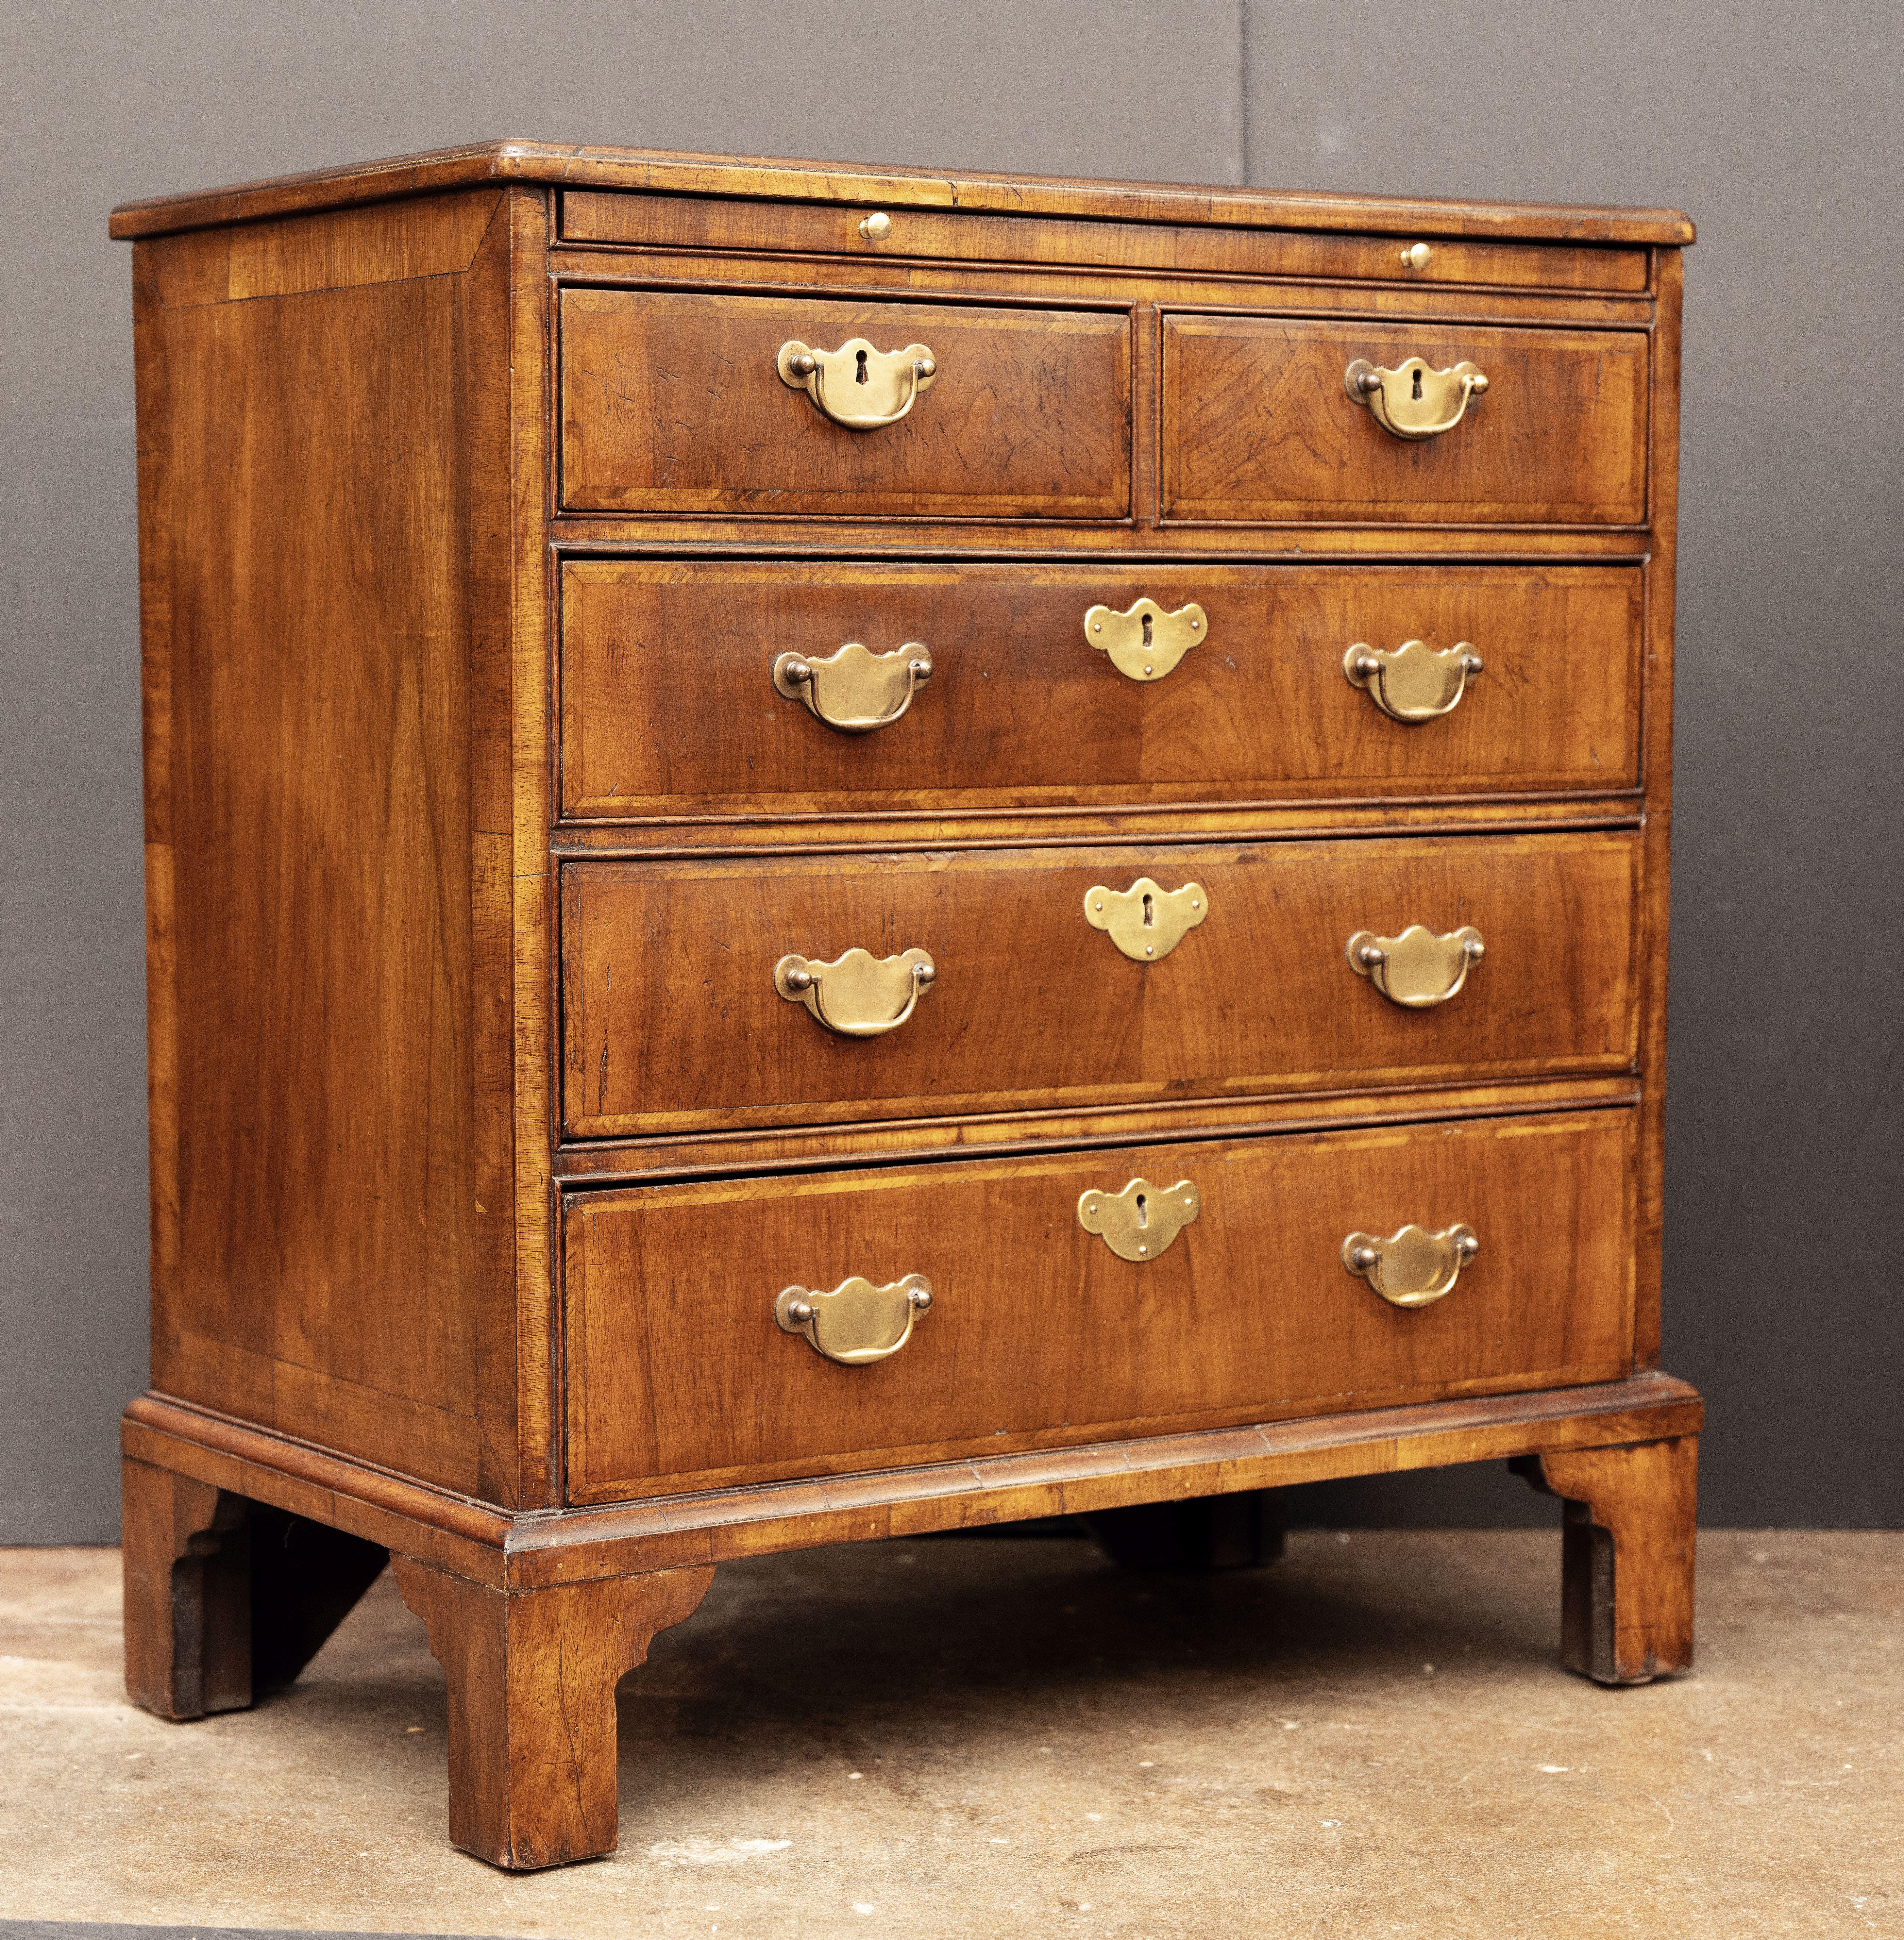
[1, 1528, 1898, 1938]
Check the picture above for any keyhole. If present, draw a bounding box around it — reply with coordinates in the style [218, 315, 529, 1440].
[1142, 894, 1155, 927]
[1411, 366, 1424, 400]
[855, 348, 870, 385]
[1135, 1193, 1148, 1229]
[1141, 613, 1154, 647]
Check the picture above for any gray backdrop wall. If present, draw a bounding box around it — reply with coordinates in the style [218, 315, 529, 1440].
[2, 0, 1897, 1541]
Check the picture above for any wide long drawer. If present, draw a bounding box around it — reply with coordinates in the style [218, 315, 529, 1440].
[559, 831, 1640, 1137]
[1162, 316, 1650, 525]
[559, 561, 1643, 819]
[563, 1106, 1638, 1500]
[560, 289, 1131, 518]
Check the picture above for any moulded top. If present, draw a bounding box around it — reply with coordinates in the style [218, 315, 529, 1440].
[108, 138, 1695, 246]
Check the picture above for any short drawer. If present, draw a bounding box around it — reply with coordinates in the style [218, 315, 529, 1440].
[560, 560, 1642, 818]
[559, 830, 1640, 1137]
[559, 289, 1131, 518]
[1162, 317, 1649, 526]
[563, 1106, 1638, 1500]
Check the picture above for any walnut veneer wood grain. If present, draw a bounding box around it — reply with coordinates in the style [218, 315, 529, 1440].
[116, 145, 1694, 1867]
[1162, 317, 1650, 525]
[142, 195, 505, 1494]
[560, 560, 1642, 818]
[564, 1107, 1637, 1500]
[560, 289, 1131, 518]
[560, 831, 1641, 1136]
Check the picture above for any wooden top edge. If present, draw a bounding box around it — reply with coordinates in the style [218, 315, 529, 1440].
[108, 137, 1696, 244]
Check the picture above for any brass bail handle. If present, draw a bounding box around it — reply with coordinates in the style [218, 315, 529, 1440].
[778, 337, 938, 430]
[1348, 924, 1485, 1008]
[1342, 1224, 1478, 1309]
[1345, 357, 1488, 440]
[774, 641, 933, 734]
[774, 946, 936, 1038]
[1344, 639, 1484, 724]
[776, 1274, 933, 1364]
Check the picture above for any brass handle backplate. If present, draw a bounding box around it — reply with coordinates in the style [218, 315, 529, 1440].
[775, 946, 936, 1037]
[1082, 598, 1207, 681]
[778, 337, 937, 430]
[1344, 640, 1484, 723]
[1085, 878, 1207, 962]
[1078, 1178, 1200, 1262]
[1348, 924, 1484, 1008]
[1345, 357, 1488, 440]
[776, 1274, 933, 1363]
[774, 641, 933, 733]
[1342, 1224, 1478, 1309]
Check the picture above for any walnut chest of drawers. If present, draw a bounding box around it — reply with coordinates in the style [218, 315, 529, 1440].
[112, 141, 1701, 1870]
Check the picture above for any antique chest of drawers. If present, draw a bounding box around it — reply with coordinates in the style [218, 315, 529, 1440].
[112, 142, 1701, 1870]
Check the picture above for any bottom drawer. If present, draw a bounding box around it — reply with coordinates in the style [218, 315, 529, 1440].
[563, 1107, 1637, 1503]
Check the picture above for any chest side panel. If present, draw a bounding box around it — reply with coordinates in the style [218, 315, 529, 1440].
[138, 192, 513, 1493]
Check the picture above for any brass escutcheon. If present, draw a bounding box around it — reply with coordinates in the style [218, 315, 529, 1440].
[775, 946, 936, 1038]
[1344, 639, 1484, 724]
[1081, 598, 1208, 681]
[778, 337, 937, 430]
[774, 641, 933, 734]
[1084, 878, 1208, 962]
[776, 1273, 933, 1364]
[1078, 1178, 1201, 1262]
[1345, 357, 1489, 440]
[1341, 1224, 1478, 1309]
[1347, 924, 1485, 1008]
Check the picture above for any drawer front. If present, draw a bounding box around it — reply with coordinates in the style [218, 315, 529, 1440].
[560, 289, 1131, 518]
[564, 1107, 1638, 1500]
[560, 560, 1641, 818]
[560, 191, 1652, 294]
[560, 831, 1640, 1137]
[1162, 317, 1649, 526]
